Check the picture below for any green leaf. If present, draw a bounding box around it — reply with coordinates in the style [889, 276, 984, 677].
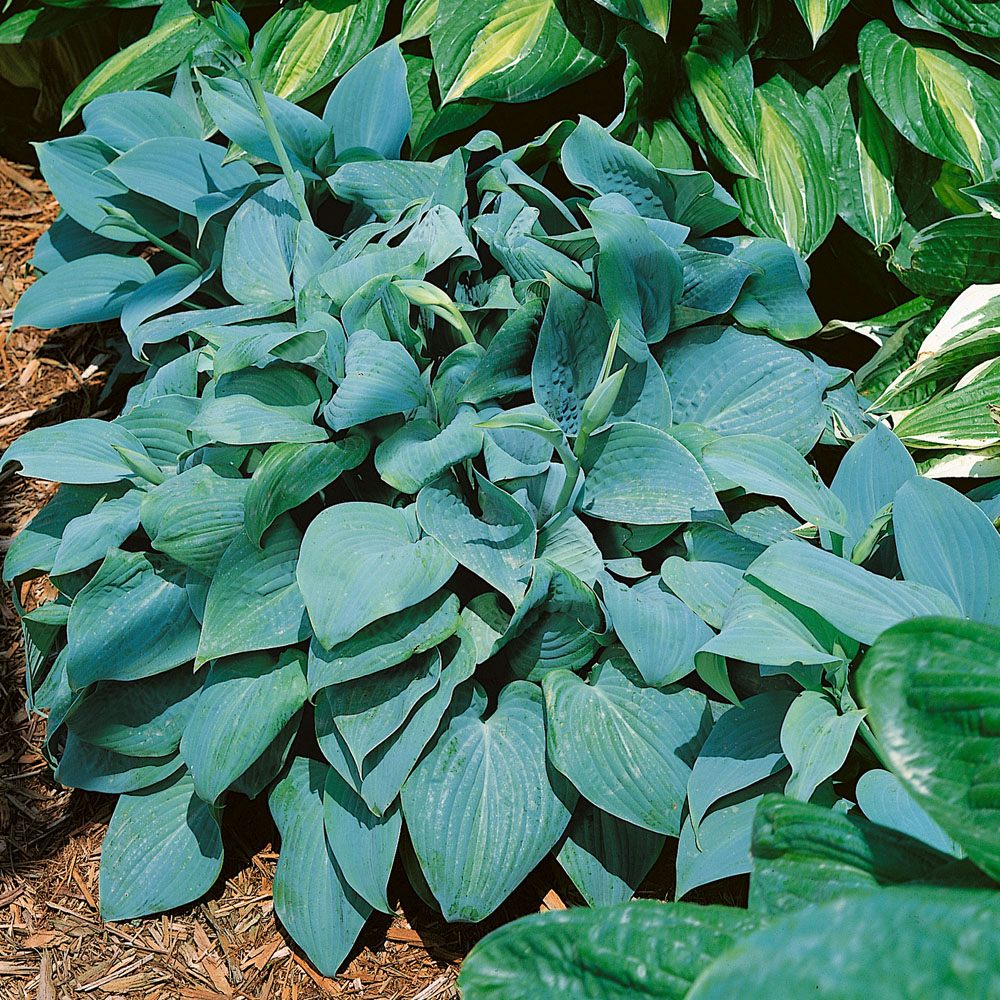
[594, 0, 669, 38]
[245, 438, 368, 547]
[432, 0, 613, 104]
[198, 516, 309, 664]
[860, 21, 1000, 180]
[544, 656, 709, 836]
[556, 800, 665, 907]
[790, 0, 850, 45]
[402, 682, 576, 920]
[893, 215, 1000, 298]
[298, 502, 456, 649]
[181, 650, 307, 804]
[459, 900, 762, 1000]
[893, 477, 1000, 625]
[735, 76, 837, 257]
[688, 887, 1000, 998]
[65, 549, 200, 688]
[858, 617, 1000, 882]
[269, 758, 372, 976]
[61, 12, 212, 125]
[416, 474, 535, 603]
[100, 769, 222, 921]
[580, 422, 724, 526]
[746, 540, 960, 645]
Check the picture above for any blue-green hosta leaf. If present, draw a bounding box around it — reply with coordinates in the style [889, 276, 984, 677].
[307, 592, 461, 692]
[54, 733, 183, 794]
[858, 617, 1000, 881]
[221, 180, 300, 306]
[458, 899, 762, 1000]
[727, 238, 821, 341]
[181, 650, 307, 804]
[81, 90, 200, 152]
[328, 160, 447, 220]
[681, 523, 765, 571]
[198, 516, 309, 663]
[99, 769, 222, 922]
[324, 770, 401, 913]
[324, 330, 427, 431]
[856, 769, 962, 857]
[3, 483, 130, 583]
[602, 574, 711, 687]
[530, 281, 608, 435]
[269, 758, 373, 976]
[13, 254, 154, 331]
[64, 665, 203, 758]
[544, 656, 710, 836]
[746, 540, 960, 645]
[118, 394, 201, 469]
[830, 422, 916, 555]
[319, 628, 476, 815]
[65, 549, 200, 688]
[780, 691, 865, 802]
[120, 265, 208, 338]
[702, 434, 848, 534]
[460, 296, 543, 405]
[432, 0, 613, 104]
[298, 502, 456, 649]
[31, 215, 124, 274]
[860, 21, 1000, 180]
[416, 473, 535, 604]
[585, 204, 683, 358]
[659, 557, 743, 629]
[191, 364, 324, 446]
[106, 137, 258, 216]
[580, 422, 724, 526]
[375, 408, 484, 493]
[315, 649, 441, 779]
[676, 793, 765, 899]
[700, 579, 841, 672]
[139, 465, 248, 576]
[662, 326, 828, 454]
[561, 117, 675, 220]
[498, 559, 603, 680]
[672, 246, 757, 331]
[535, 512, 603, 587]
[244, 437, 367, 548]
[687, 887, 1000, 1000]
[402, 681, 576, 921]
[735, 76, 837, 257]
[893, 477, 1000, 626]
[687, 691, 796, 834]
[323, 41, 410, 159]
[255, 0, 389, 103]
[198, 73, 326, 177]
[50, 491, 142, 577]
[556, 799, 665, 907]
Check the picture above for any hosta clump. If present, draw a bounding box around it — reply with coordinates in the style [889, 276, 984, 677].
[0, 23, 979, 975]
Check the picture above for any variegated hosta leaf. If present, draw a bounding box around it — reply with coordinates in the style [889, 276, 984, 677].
[860, 20, 1000, 180]
[790, 0, 851, 46]
[735, 76, 837, 257]
[432, 0, 615, 104]
[593, 0, 671, 40]
[684, 15, 759, 179]
[254, 0, 389, 103]
[826, 69, 904, 248]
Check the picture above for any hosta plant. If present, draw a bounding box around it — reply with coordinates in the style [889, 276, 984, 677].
[2, 18, 862, 974]
[459, 615, 1000, 998]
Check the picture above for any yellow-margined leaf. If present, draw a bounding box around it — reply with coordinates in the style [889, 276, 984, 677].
[593, 0, 671, 41]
